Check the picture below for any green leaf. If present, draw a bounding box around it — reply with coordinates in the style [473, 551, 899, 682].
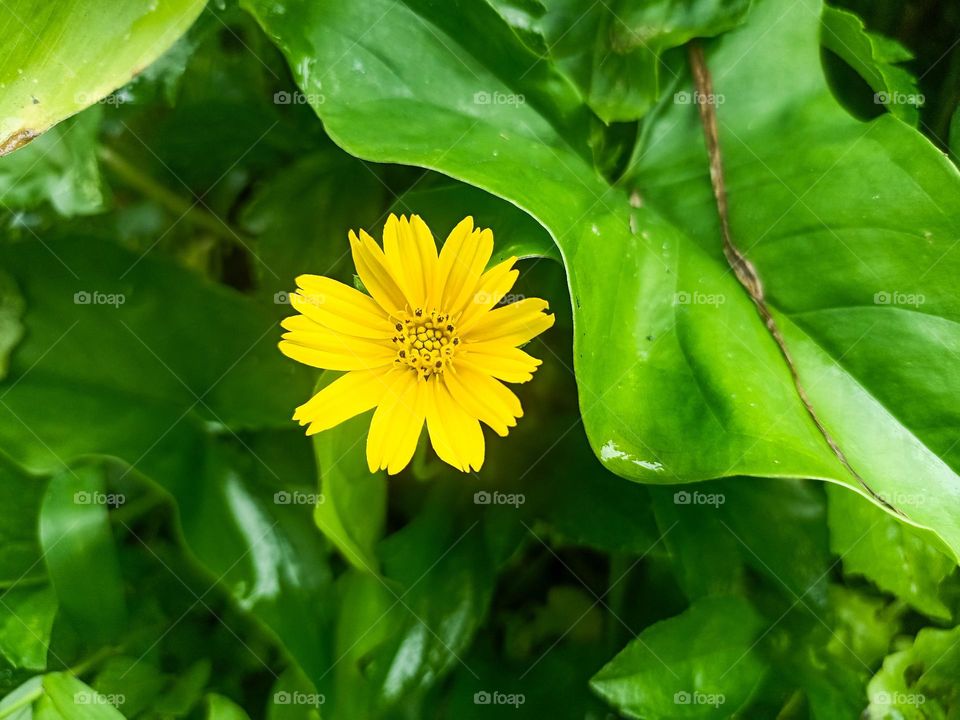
[0, 236, 333, 683]
[536, 0, 753, 122]
[0, 0, 206, 155]
[827, 484, 954, 620]
[590, 595, 767, 718]
[0, 272, 26, 383]
[867, 624, 960, 718]
[39, 466, 127, 643]
[821, 5, 921, 125]
[205, 693, 252, 720]
[267, 667, 323, 720]
[241, 0, 960, 559]
[0, 587, 56, 672]
[0, 108, 105, 217]
[0, 457, 55, 672]
[633, 0, 960, 557]
[311, 372, 386, 574]
[36, 673, 126, 720]
[91, 656, 165, 719]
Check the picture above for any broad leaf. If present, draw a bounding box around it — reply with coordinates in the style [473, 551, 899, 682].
[242, 0, 960, 559]
[0, 0, 206, 155]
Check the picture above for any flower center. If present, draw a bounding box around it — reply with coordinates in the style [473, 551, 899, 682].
[391, 308, 460, 379]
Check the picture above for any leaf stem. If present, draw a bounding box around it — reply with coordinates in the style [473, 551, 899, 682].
[96, 145, 242, 245]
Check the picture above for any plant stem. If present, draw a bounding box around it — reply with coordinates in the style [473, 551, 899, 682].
[96, 145, 242, 245]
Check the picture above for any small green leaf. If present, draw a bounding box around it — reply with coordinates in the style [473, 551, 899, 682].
[821, 5, 921, 125]
[37, 673, 126, 720]
[827, 484, 954, 620]
[868, 624, 960, 718]
[205, 693, 252, 720]
[590, 595, 767, 718]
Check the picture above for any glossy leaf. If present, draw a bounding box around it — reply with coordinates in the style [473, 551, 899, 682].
[242, 0, 960, 559]
[0, 0, 206, 155]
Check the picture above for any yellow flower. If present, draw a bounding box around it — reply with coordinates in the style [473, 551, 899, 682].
[279, 214, 555, 474]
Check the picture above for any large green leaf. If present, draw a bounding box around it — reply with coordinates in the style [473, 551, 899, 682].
[0, 0, 207, 155]
[0, 236, 332, 683]
[241, 0, 960, 556]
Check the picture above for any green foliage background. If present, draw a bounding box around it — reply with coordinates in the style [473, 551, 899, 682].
[0, 0, 959, 718]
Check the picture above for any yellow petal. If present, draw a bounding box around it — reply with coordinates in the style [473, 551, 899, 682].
[279, 335, 395, 371]
[350, 228, 408, 314]
[437, 217, 494, 316]
[290, 275, 395, 339]
[465, 298, 555, 346]
[366, 370, 426, 474]
[425, 376, 484, 472]
[382, 214, 438, 310]
[293, 369, 388, 435]
[457, 256, 519, 332]
[443, 365, 521, 437]
[459, 343, 542, 383]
